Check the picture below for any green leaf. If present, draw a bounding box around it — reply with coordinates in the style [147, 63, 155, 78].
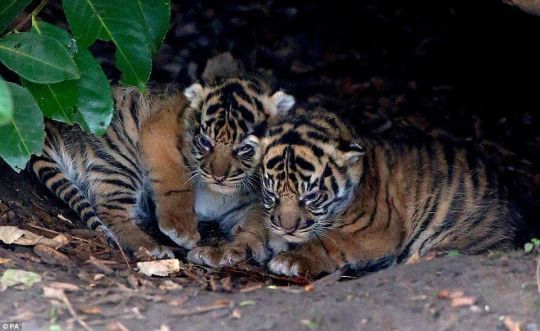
[524, 242, 534, 254]
[0, 82, 44, 172]
[0, 269, 42, 289]
[300, 320, 319, 330]
[0, 32, 80, 83]
[32, 19, 78, 56]
[31, 21, 113, 135]
[62, 0, 108, 47]
[72, 49, 113, 135]
[22, 22, 77, 124]
[532, 238, 540, 246]
[239, 300, 256, 307]
[137, 0, 170, 53]
[0, 75, 13, 126]
[22, 78, 77, 124]
[447, 250, 461, 257]
[63, 0, 151, 90]
[0, 0, 32, 33]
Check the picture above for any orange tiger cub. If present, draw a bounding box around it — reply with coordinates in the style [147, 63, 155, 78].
[190, 107, 523, 276]
[31, 74, 295, 258]
[260, 109, 521, 276]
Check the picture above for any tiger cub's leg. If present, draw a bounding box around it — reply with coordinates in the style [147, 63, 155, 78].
[32, 153, 173, 259]
[140, 104, 200, 250]
[268, 229, 396, 277]
[187, 207, 287, 267]
[93, 201, 174, 259]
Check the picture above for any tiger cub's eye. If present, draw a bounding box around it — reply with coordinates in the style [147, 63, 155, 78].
[301, 191, 321, 206]
[263, 188, 279, 208]
[235, 144, 254, 156]
[196, 135, 212, 151]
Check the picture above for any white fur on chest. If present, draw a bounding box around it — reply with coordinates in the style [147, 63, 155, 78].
[194, 185, 243, 221]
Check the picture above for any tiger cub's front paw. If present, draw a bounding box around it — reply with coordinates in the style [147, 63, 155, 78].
[99, 225, 175, 260]
[187, 245, 247, 268]
[158, 210, 200, 250]
[136, 244, 175, 260]
[268, 252, 324, 277]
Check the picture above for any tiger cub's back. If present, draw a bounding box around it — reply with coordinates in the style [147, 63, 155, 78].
[259, 109, 523, 276]
[357, 138, 520, 262]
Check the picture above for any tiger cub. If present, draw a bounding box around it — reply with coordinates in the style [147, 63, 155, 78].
[189, 108, 521, 276]
[31, 76, 295, 258]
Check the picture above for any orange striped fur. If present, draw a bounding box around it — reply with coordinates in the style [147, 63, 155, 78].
[31, 75, 295, 259]
[189, 108, 520, 276]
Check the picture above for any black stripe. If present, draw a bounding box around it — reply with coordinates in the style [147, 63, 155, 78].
[76, 201, 91, 212]
[90, 146, 142, 186]
[220, 202, 251, 221]
[39, 167, 59, 183]
[352, 204, 377, 234]
[104, 133, 141, 173]
[100, 203, 127, 211]
[109, 197, 137, 205]
[295, 155, 315, 172]
[68, 194, 84, 208]
[129, 96, 140, 128]
[62, 186, 79, 203]
[101, 178, 137, 191]
[164, 189, 190, 196]
[206, 104, 221, 115]
[237, 104, 255, 123]
[398, 190, 442, 263]
[266, 156, 281, 169]
[49, 178, 69, 193]
[306, 130, 330, 143]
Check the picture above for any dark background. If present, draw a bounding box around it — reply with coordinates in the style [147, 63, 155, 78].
[2, 0, 540, 231]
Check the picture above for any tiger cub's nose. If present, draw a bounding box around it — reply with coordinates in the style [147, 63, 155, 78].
[212, 175, 226, 183]
[279, 216, 301, 234]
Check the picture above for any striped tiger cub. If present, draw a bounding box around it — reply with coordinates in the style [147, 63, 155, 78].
[189, 107, 522, 276]
[30, 76, 295, 259]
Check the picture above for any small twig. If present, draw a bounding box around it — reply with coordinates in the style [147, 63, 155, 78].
[116, 243, 132, 272]
[12, 0, 50, 32]
[171, 301, 231, 317]
[26, 224, 108, 249]
[86, 256, 115, 274]
[60, 291, 93, 331]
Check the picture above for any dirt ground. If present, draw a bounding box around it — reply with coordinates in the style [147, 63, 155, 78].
[1, 249, 539, 331]
[2, 0, 540, 330]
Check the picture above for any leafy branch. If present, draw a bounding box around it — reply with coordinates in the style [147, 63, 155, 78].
[0, 0, 171, 172]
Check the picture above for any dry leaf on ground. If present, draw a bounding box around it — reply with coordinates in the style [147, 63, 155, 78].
[33, 244, 72, 266]
[106, 321, 130, 331]
[437, 289, 477, 307]
[0, 226, 69, 248]
[137, 259, 182, 277]
[503, 316, 522, 331]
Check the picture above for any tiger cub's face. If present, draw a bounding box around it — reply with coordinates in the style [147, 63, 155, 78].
[184, 77, 295, 194]
[260, 112, 365, 243]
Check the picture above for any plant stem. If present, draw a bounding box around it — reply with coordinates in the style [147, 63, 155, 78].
[12, 0, 50, 32]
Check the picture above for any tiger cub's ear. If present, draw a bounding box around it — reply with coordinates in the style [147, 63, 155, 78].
[184, 83, 205, 109]
[268, 90, 296, 117]
[341, 142, 365, 165]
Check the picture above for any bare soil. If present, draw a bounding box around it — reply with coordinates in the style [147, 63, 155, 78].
[2, 0, 540, 330]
